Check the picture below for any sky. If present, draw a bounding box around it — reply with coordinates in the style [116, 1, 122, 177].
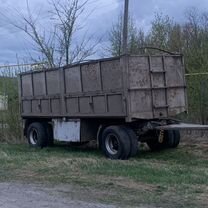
[0, 0, 208, 65]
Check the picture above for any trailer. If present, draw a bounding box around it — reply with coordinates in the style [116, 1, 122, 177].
[18, 54, 189, 159]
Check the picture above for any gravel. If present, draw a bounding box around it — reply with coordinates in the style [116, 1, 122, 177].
[0, 182, 116, 208]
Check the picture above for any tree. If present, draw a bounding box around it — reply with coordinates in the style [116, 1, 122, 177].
[108, 14, 146, 56]
[2, 0, 98, 67]
[180, 8, 208, 123]
[183, 8, 208, 73]
[146, 13, 183, 53]
[148, 13, 173, 50]
[108, 13, 181, 56]
[107, 9, 208, 123]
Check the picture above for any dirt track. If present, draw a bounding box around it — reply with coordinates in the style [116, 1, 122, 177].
[0, 182, 116, 208]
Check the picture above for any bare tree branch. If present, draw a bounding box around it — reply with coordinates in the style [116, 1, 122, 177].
[0, 0, 99, 67]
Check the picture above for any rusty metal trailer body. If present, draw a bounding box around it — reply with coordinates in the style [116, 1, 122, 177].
[19, 55, 186, 121]
[18, 55, 188, 159]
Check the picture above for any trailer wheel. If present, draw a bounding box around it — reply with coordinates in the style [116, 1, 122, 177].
[164, 130, 180, 148]
[101, 126, 131, 160]
[121, 126, 138, 157]
[147, 130, 174, 151]
[147, 139, 163, 151]
[97, 125, 106, 150]
[27, 122, 48, 148]
[172, 130, 180, 148]
[164, 130, 175, 148]
[146, 130, 162, 151]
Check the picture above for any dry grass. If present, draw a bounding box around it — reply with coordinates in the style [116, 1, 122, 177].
[0, 136, 208, 207]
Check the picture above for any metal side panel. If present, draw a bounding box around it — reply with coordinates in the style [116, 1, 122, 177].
[128, 56, 153, 119]
[53, 119, 80, 142]
[128, 55, 186, 120]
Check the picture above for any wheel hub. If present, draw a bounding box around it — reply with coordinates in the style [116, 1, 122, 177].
[105, 134, 119, 155]
[29, 128, 38, 145]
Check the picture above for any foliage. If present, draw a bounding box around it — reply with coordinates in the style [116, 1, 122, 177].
[109, 9, 208, 123]
[0, 76, 22, 142]
[108, 14, 146, 56]
[0, 143, 208, 207]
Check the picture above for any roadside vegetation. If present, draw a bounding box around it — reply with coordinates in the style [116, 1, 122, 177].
[0, 138, 208, 207]
[109, 8, 208, 124]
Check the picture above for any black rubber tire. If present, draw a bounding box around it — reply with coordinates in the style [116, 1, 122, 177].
[147, 130, 174, 151]
[147, 139, 164, 151]
[27, 122, 48, 148]
[98, 125, 106, 150]
[121, 126, 138, 157]
[101, 126, 131, 160]
[146, 130, 163, 151]
[172, 130, 180, 148]
[164, 130, 175, 148]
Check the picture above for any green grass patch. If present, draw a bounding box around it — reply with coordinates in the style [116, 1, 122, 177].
[0, 143, 207, 207]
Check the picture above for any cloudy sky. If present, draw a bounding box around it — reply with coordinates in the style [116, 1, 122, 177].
[0, 0, 208, 65]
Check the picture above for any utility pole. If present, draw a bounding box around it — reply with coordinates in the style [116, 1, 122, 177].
[122, 0, 129, 55]
[122, 0, 131, 122]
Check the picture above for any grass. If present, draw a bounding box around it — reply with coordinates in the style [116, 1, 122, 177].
[0, 141, 208, 207]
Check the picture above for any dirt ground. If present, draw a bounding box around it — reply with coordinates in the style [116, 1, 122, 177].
[1, 132, 207, 208]
[0, 182, 117, 208]
[0, 182, 158, 208]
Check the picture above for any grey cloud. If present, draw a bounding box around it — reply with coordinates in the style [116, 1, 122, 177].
[130, 0, 208, 30]
[1, 0, 208, 64]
